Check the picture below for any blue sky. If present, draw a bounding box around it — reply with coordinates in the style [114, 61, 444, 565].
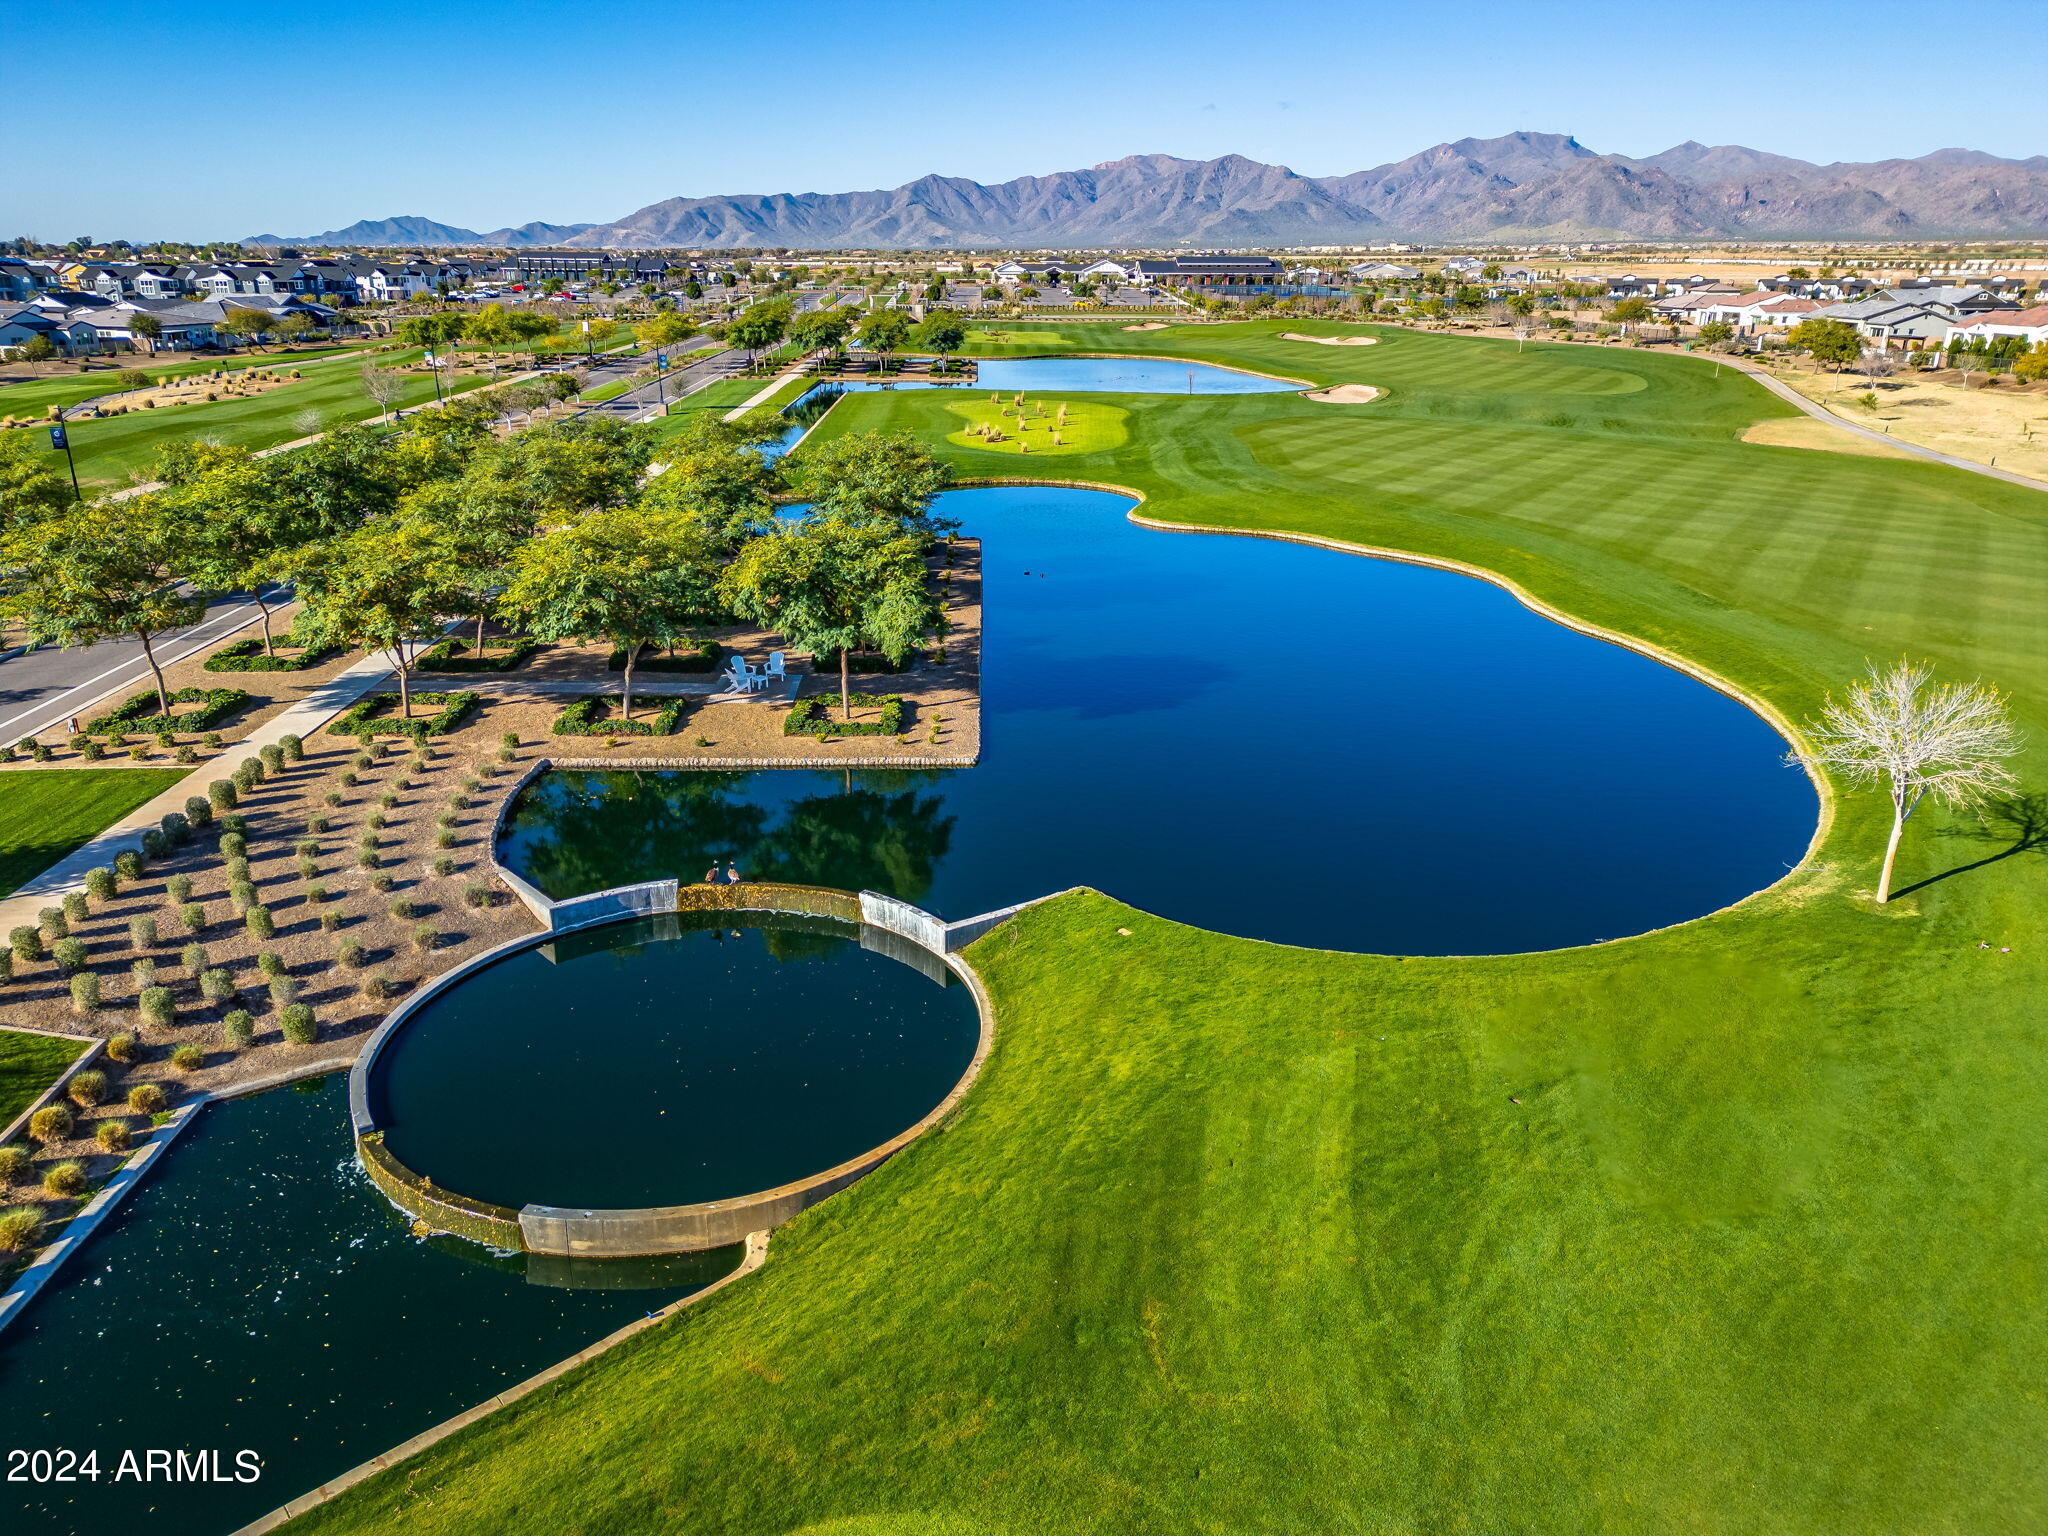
[14, 0, 2045, 241]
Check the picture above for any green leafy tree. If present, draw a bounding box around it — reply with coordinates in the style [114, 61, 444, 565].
[220, 306, 275, 350]
[912, 312, 966, 370]
[1785, 318, 1864, 370]
[788, 307, 853, 356]
[782, 429, 954, 538]
[1609, 297, 1654, 328]
[858, 309, 911, 372]
[720, 517, 931, 722]
[273, 312, 319, 347]
[501, 505, 720, 719]
[128, 312, 163, 354]
[0, 432, 76, 529]
[641, 415, 780, 553]
[17, 335, 58, 372]
[725, 298, 792, 367]
[161, 449, 312, 654]
[1696, 320, 1736, 346]
[2011, 342, 2048, 384]
[1, 497, 204, 712]
[293, 515, 470, 718]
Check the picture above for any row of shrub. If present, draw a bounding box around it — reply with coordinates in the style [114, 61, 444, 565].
[327, 691, 479, 742]
[785, 694, 906, 737]
[552, 694, 688, 737]
[204, 635, 344, 672]
[85, 686, 248, 738]
[414, 636, 543, 673]
[607, 640, 723, 674]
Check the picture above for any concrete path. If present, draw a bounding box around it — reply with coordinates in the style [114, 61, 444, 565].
[0, 648, 404, 934]
[722, 360, 818, 423]
[1723, 356, 2048, 494]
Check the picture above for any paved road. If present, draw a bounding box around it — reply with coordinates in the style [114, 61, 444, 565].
[576, 341, 748, 425]
[0, 590, 282, 745]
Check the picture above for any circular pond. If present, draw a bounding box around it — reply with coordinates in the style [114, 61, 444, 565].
[369, 912, 982, 1211]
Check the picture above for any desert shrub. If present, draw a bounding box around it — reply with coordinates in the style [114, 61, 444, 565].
[114, 849, 144, 880]
[107, 1033, 139, 1065]
[0, 951, 10, 985]
[85, 866, 118, 901]
[501, 731, 519, 749]
[69, 973, 100, 1014]
[0, 1147, 29, 1186]
[269, 974, 300, 1007]
[52, 938, 87, 973]
[435, 811, 457, 830]
[131, 957, 157, 989]
[465, 884, 502, 908]
[61, 892, 89, 924]
[280, 733, 304, 761]
[257, 952, 286, 978]
[220, 831, 247, 859]
[139, 828, 167, 860]
[340, 771, 358, 788]
[246, 906, 275, 940]
[96, 1119, 132, 1152]
[308, 883, 330, 905]
[412, 924, 440, 952]
[176, 744, 198, 764]
[43, 1161, 87, 1198]
[81, 740, 105, 761]
[180, 941, 207, 974]
[170, 1044, 204, 1072]
[339, 940, 367, 968]
[295, 838, 319, 857]
[0, 1207, 43, 1251]
[297, 856, 318, 880]
[367, 812, 387, 830]
[279, 1004, 316, 1045]
[324, 790, 344, 807]
[320, 911, 341, 932]
[234, 756, 263, 787]
[179, 903, 206, 933]
[388, 897, 417, 920]
[435, 830, 457, 849]
[259, 744, 284, 773]
[139, 986, 176, 1027]
[127, 1082, 167, 1114]
[28, 1104, 74, 1145]
[229, 880, 257, 913]
[185, 794, 213, 829]
[360, 973, 395, 1000]
[128, 914, 157, 949]
[39, 907, 68, 941]
[371, 874, 395, 892]
[220, 813, 246, 836]
[497, 746, 515, 764]
[200, 968, 236, 1004]
[225, 855, 250, 883]
[433, 856, 456, 877]
[166, 873, 192, 903]
[222, 1010, 255, 1049]
[357, 851, 379, 870]
[377, 792, 398, 810]
[10, 926, 42, 961]
[160, 811, 191, 845]
[67, 1070, 107, 1108]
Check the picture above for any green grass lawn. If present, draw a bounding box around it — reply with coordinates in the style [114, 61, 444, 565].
[0, 1028, 86, 1131]
[26, 348, 503, 486]
[0, 768, 188, 899]
[0, 346, 357, 422]
[942, 395, 1129, 456]
[295, 321, 2048, 1536]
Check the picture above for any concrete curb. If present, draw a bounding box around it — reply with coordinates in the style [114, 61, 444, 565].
[224, 1228, 773, 1535]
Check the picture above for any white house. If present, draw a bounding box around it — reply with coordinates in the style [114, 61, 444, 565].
[1945, 306, 2048, 349]
[1349, 262, 1420, 282]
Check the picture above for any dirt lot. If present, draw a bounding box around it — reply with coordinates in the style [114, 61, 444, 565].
[1750, 360, 2048, 480]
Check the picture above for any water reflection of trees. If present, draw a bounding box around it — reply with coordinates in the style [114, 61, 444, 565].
[507, 769, 956, 908]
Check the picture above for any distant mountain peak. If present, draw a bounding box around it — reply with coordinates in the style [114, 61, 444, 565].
[252, 136, 2048, 251]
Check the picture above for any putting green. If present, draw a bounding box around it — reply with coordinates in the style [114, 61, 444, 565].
[292, 321, 2048, 1536]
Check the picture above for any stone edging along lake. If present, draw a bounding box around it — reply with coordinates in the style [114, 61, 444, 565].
[347, 881, 1004, 1258]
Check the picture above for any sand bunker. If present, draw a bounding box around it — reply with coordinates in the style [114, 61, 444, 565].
[1281, 332, 1379, 346]
[1122, 322, 1169, 331]
[1305, 384, 1382, 404]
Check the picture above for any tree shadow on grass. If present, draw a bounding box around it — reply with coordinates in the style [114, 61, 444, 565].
[1892, 793, 2048, 898]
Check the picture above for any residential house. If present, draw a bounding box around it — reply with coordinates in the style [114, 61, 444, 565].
[1348, 262, 1421, 282]
[0, 258, 59, 301]
[1944, 305, 2048, 350]
[0, 302, 66, 351]
[1131, 254, 1286, 287]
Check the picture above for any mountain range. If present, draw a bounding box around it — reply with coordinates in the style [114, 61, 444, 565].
[245, 132, 2048, 250]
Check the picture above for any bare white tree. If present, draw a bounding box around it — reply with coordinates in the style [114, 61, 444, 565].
[1797, 659, 2022, 902]
[358, 363, 405, 425]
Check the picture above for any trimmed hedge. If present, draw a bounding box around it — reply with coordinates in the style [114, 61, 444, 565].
[607, 640, 723, 674]
[327, 691, 479, 742]
[785, 693, 906, 737]
[552, 694, 688, 737]
[86, 686, 249, 736]
[204, 636, 344, 672]
[415, 637, 543, 673]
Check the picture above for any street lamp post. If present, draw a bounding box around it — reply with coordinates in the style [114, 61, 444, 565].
[49, 410, 82, 502]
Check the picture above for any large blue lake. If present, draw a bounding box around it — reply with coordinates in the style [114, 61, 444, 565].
[838, 355, 1301, 394]
[502, 486, 1818, 955]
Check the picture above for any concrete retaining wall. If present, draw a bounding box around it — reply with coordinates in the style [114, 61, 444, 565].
[860, 890, 949, 952]
[550, 878, 678, 932]
[358, 1132, 524, 1250]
